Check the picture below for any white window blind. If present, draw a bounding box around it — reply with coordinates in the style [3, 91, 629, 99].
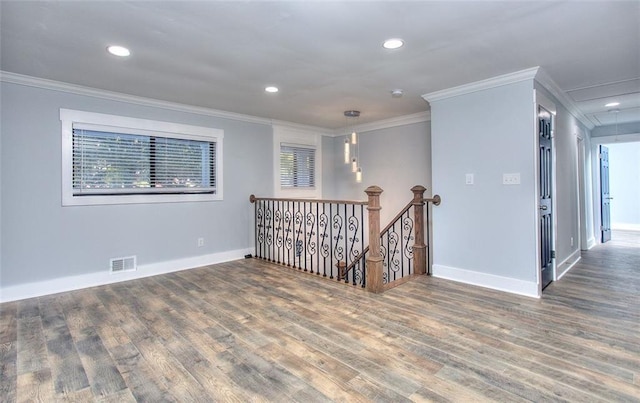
[280, 144, 316, 188]
[72, 128, 217, 195]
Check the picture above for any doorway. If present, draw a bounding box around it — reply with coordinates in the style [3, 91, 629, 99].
[538, 105, 554, 290]
[599, 145, 612, 243]
[590, 138, 640, 247]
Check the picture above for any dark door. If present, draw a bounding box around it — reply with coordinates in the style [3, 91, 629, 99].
[539, 107, 554, 290]
[600, 145, 612, 243]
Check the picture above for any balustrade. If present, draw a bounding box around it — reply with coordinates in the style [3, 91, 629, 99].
[250, 186, 440, 292]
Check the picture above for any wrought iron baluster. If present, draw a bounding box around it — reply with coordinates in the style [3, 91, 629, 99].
[319, 203, 329, 278]
[275, 201, 283, 264]
[306, 202, 317, 275]
[254, 200, 260, 258]
[303, 202, 308, 273]
[348, 204, 359, 286]
[316, 203, 321, 276]
[344, 204, 350, 283]
[332, 204, 344, 280]
[294, 201, 304, 270]
[403, 210, 414, 276]
[265, 200, 273, 262]
[329, 203, 334, 279]
[360, 205, 365, 287]
[284, 201, 292, 267]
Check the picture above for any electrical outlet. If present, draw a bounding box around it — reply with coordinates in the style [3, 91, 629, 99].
[571, 237, 574, 247]
[502, 173, 521, 185]
[197, 238, 204, 247]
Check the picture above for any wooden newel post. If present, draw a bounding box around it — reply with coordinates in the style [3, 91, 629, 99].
[411, 185, 427, 275]
[365, 186, 384, 293]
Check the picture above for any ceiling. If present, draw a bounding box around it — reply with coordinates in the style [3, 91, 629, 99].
[1, 1, 638, 130]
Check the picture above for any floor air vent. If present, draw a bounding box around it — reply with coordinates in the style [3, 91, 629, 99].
[110, 256, 137, 273]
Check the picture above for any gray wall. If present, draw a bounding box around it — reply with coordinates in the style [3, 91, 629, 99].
[535, 84, 586, 267]
[329, 121, 432, 225]
[0, 82, 272, 288]
[428, 78, 589, 294]
[430, 80, 538, 284]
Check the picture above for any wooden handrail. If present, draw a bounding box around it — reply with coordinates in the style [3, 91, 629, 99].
[424, 195, 441, 206]
[249, 194, 367, 205]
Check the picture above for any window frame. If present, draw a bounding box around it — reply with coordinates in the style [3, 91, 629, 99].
[279, 143, 317, 189]
[60, 108, 224, 206]
[273, 125, 322, 199]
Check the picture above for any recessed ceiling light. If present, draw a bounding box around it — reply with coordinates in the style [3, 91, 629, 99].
[383, 38, 404, 49]
[605, 102, 620, 107]
[265, 86, 279, 93]
[107, 45, 130, 57]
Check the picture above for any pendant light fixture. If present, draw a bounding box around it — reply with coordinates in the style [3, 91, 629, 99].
[344, 110, 362, 182]
[344, 138, 350, 163]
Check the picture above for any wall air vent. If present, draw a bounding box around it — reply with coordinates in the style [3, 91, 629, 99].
[110, 256, 137, 273]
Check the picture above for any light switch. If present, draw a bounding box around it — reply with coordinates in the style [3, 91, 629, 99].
[465, 173, 474, 185]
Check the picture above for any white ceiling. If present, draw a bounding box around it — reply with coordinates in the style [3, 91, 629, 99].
[1, 1, 638, 129]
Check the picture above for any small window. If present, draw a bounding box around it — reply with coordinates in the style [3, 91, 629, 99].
[280, 144, 315, 188]
[61, 109, 223, 205]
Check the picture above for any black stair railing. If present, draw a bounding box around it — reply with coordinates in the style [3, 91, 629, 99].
[249, 195, 368, 286]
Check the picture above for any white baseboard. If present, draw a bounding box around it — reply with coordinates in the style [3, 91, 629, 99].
[585, 236, 596, 250]
[0, 248, 253, 303]
[432, 264, 540, 298]
[556, 249, 581, 280]
[612, 223, 640, 231]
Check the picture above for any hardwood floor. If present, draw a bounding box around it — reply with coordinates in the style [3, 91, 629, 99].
[1, 232, 639, 402]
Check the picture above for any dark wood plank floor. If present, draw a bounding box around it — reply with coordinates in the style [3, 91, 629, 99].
[1, 231, 639, 402]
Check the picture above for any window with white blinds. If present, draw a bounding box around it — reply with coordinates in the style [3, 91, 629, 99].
[72, 128, 216, 195]
[60, 109, 223, 205]
[280, 144, 316, 188]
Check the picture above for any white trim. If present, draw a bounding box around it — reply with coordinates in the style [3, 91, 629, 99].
[534, 68, 595, 130]
[330, 111, 431, 137]
[422, 67, 540, 103]
[273, 125, 322, 198]
[612, 223, 640, 231]
[271, 120, 334, 136]
[2, 71, 333, 133]
[0, 248, 252, 303]
[60, 108, 224, 206]
[586, 236, 597, 250]
[432, 264, 540, 298]
[556, 249, 581, 280]
[420, 67, 594, 131]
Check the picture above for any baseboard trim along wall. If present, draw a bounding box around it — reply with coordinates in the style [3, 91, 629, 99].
[586, 236, 597, 250]
[612, 223, 640, 231]
[0, 248, 252, 303]
[432, 264, 540, 298]
[556, 249, 581, 280]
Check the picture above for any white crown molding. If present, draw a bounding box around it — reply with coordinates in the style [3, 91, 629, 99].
[422, 67, 540, 103]
[330, 111, 431, 137]
[271, 119, 334, 135]
[534, 68, 595, 130]
[1, 71, 320, 130]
